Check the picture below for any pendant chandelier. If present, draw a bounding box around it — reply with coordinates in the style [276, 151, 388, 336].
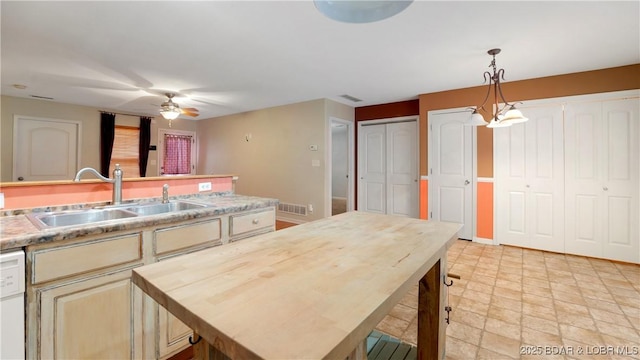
[467, 48, 528, 128]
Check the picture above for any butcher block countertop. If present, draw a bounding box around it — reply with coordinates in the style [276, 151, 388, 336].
[132, 211, 461, 360]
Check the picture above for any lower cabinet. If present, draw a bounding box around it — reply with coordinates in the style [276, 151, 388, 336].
[26, 208, 275, 359]
[157, 305, 193, 359]
[27, 232, 145, 359]
[229, 207, 276, 241]
[36, 269, 144, 359]
[153, 218, 223, 359]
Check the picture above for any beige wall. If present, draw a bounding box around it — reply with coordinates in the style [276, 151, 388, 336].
[0, 95, 197, 182]
[197, 99, 354, 222]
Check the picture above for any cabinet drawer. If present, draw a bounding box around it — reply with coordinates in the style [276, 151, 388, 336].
[230, 208, 275, 237]
[31, 233, 142, 284]
[154, 219, 221, 256]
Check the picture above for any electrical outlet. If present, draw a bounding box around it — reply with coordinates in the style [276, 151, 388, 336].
[198, 182, 212, 192]
[308, 204, 313, 213]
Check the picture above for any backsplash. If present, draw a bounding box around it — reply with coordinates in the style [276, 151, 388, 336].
[0, 176, 235, 215]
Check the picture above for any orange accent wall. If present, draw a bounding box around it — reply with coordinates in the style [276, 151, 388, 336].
[0, 177, 233, 210]
[420, 64, 640, 178]
[419, 179, 428, 220]
[476, 181, 494, 239]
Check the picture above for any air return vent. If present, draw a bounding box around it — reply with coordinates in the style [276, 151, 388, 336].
[339, 94, 362, 103]
[278, 203, 307, 216]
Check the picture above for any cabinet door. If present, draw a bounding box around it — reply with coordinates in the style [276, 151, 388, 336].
[565, 98, 639, 262]
[37, 269, 143, 359]
[495, 104, 564, 252]
[157, 306, 192, 359]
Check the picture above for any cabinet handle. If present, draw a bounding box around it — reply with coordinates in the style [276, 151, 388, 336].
[252, 219, 259, 225]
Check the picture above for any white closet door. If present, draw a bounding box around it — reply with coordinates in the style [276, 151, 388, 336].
[565, 98, 639, 262]
[386, 121, 418, 218]
[495, 104, 564, 252]
[358, 120, 419, 218]
[358, 124, 386, 214]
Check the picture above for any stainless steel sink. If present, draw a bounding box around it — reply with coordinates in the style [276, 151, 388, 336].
[124, 200, 209, 216]
[27, 208, 139, 229]
[26, 200, 210, 229]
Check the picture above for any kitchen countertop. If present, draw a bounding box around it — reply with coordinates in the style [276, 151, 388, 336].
[0, 193, 278, 251]
[132, 211, 461, 360]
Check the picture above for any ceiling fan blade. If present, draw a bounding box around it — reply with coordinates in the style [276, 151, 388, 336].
[180, 108, 199, 117]
[181, 107, 199, 112]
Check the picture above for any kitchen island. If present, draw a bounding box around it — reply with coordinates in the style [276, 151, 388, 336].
[132, 211, 461, 360]
[0, 192, 279, 359]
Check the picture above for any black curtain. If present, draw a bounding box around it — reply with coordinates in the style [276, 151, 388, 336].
[139, 116, 152, 177]
[100, 112, 116, 177]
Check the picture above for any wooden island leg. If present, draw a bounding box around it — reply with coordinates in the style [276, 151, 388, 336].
[417, 258, 444, 360]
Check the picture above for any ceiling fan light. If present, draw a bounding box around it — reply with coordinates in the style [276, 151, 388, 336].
[501, 106, 528, 124]
[314, 0, 413, 23]
[160, 108, 180, 120]
[466, 109, 489, 126]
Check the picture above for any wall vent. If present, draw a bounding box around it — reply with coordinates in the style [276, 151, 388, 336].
[278, 203, 307, 216]
[339, 94, 362, 103]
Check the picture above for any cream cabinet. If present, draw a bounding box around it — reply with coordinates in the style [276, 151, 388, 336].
[152, 218, 223, 359]
[229, 207, 276, 241]
[26, 232, 145, 359]
[26, 208, 276, 359]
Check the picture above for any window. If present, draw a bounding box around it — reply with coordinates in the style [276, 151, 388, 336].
[109, 126, 140, 178]
[159, 129, 196, 175]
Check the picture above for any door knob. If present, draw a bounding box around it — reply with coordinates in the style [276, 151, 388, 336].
[18, 176, 24, 181]
[464, 180, 470, 185]
[603, 186, 608, 191]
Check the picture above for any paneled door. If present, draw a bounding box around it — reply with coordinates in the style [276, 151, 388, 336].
[13, 115, 80, 181]
[564, 98, 639, 263]
[358, 119, 418, 218]
[495, 104, 565, 253]
[428, 110, 473, 240]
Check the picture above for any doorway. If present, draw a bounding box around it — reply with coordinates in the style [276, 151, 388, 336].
[13, 115, 81, 182]
[328, 117, 354, 217]
[357, 117, 419, 218]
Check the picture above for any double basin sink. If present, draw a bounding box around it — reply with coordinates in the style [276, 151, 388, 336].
[27, 200, 210, 229]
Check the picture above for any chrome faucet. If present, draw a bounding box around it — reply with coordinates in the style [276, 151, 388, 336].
[74, 164, 123, 205]
[162, 184, 169, 203]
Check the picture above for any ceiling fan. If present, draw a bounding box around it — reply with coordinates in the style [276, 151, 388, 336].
[159, 93, 199, 121]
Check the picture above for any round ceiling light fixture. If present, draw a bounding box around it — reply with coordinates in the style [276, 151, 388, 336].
[314, 0, 413, 23]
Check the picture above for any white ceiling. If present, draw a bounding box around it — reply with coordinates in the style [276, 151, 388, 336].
[2, 1, 639, 120]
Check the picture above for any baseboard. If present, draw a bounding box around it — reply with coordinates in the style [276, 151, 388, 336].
[276, 216, 308, 225]
[473, 237, 495, 245]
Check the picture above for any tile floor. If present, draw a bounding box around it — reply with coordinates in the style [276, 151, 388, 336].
[374, 239, 640, 360]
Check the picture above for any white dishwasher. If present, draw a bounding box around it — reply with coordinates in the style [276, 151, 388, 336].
[0, 250, 25, 360]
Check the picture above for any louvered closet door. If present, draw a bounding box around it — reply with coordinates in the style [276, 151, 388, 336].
[495, 104, 564, 253]
[564, 98, 639, 263]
